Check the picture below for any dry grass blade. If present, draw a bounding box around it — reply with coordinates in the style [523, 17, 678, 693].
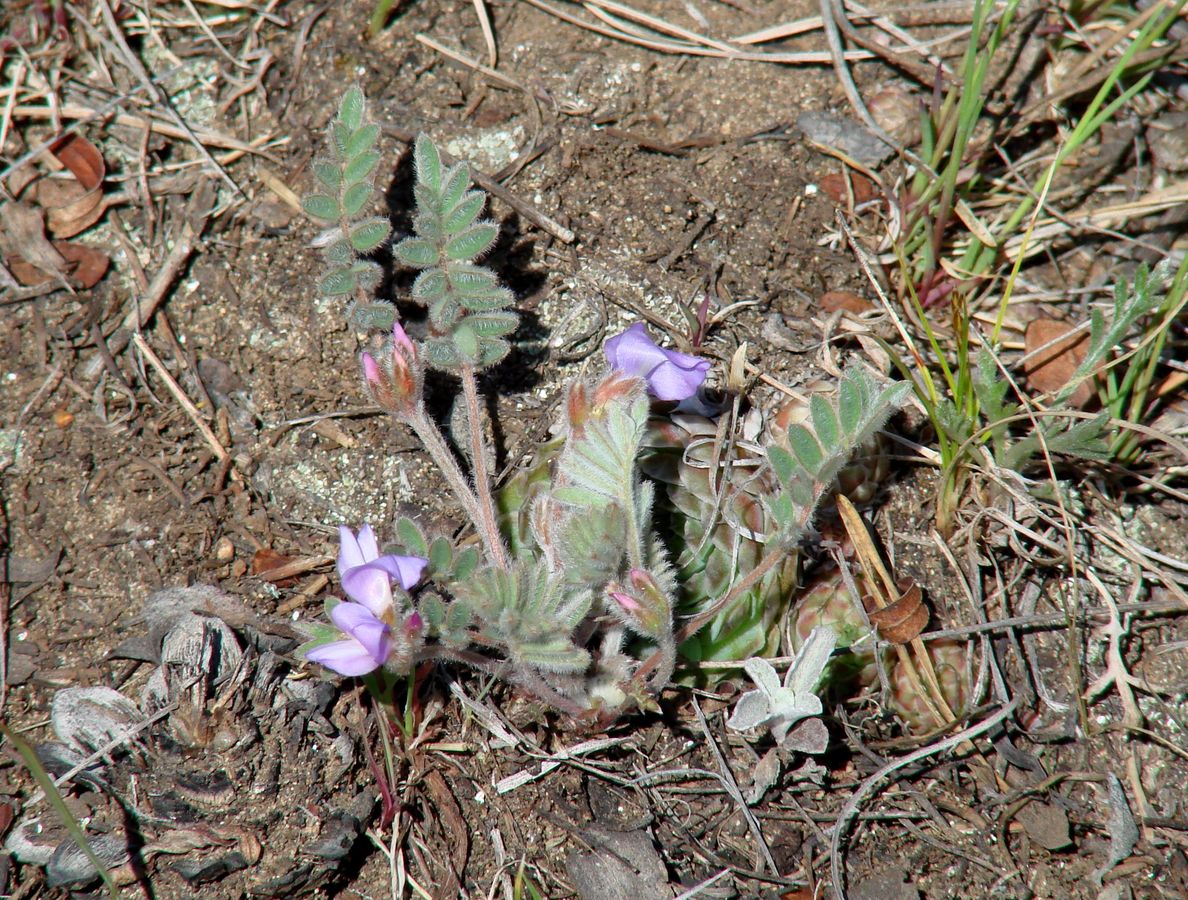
[836, 495, 955, 729]
[521, 0, 872, 63]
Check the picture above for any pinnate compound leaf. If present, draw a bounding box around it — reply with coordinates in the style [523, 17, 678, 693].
[445, 223, 498, 261]
[337, 85, 366, 132]
[303, 193, 340, 221]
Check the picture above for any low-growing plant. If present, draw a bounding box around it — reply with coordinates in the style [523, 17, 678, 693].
[880, 0, 1186, 531]
[296, 86, 911, 718]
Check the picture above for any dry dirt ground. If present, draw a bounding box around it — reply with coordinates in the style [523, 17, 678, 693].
[2, 0, 1188, 897]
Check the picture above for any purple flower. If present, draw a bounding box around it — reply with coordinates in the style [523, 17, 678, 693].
[337, 524, 428, 616]
[305, 601, 393, 676]
[604, 323, 710, 401]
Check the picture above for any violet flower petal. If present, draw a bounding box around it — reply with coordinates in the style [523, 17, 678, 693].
[306, 639, 383, 676]
[367, 554, 429, 591]
[604, 323, 709, 401]
[329, 601, 392, 662]
[339, 564, 394, 616]
[337, 525, 367, 576]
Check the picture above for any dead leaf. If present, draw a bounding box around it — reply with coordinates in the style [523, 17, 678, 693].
[0, 200, 68, 281]
[821, 290, 873, 314]
[820, 171, 878, 205]
[7, 240, 109, 288]
[867, 577, 929, 644]
[251, 549, 301, 587]
[1024, 317, 1093, 408]
[34, 134, 108, 238]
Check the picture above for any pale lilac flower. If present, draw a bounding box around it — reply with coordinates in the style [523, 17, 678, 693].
[337, 524, 428, 616]
[604, 323, 710, 401]
[305, 601, 393, 676]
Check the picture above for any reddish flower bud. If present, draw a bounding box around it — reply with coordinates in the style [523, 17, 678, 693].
[362, 322, 423, 416]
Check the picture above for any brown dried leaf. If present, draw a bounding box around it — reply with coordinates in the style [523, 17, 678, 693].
[820, 290, 873, 314]
[0, 200, 68, 279]
[30, 134, 109, 238]
[819, 171, 877, 205]
[1024, 317, 1093, 408]
[7, 240, 109, 288]
[867, 577, 929, 644]
[52, 134, 105, 191]
[35, 175, 107, 238]
[251, 549, 301, 587]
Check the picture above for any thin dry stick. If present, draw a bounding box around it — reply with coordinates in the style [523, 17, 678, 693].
[132, 333, 229, 461]
[829, 699, 1019, 899]
[472, 0, 498, 66]
[520, 0, 871, 63]
[413, 33, 533, 95]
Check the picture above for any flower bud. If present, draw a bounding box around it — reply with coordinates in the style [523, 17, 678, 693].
[606, 568, 672, 640]
[362, 321, 423, 416]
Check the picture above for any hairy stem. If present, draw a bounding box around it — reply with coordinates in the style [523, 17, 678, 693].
[406, 404, 488, 543]
[460, 365, 509, 570]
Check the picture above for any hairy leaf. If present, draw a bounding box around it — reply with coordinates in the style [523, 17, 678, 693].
[349, 217, 391, 252]
[396, 517, 429, 558]
[341, 181, 373, 217]
[303, 193, 340, 221]
[414, 134, 443, 195]
[445, 223, 498, 261]
[345, 123, 380, 160]
[343, 150, 381, 186]
[337, 85, 366, 132]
